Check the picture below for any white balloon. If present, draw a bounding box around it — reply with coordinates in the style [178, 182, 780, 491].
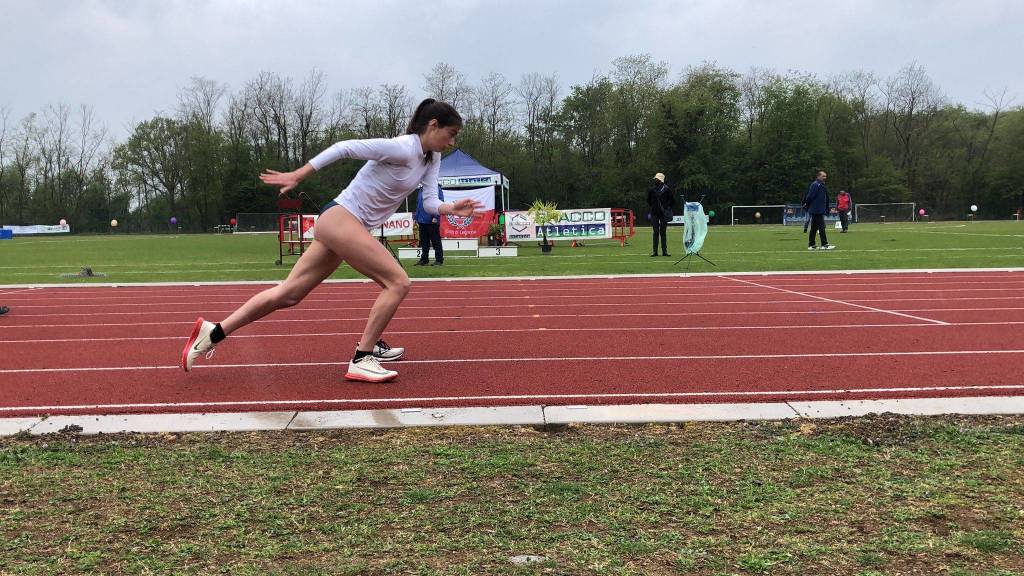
[110, 219, 119, 227]
[970, 205, 978, 212]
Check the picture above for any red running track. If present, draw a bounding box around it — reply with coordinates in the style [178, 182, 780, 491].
[2, 271, 1024, 417]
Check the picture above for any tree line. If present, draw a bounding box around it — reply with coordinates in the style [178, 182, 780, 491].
[1, 55, 1021, 233]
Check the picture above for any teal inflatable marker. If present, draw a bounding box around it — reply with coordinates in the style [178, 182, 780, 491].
[682, 201, 708, 254]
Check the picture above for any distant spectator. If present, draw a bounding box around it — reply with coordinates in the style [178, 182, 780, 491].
[414, 184, 445, 266]
[647, 172, 675, 257]
[836, 189, 852, 232]
[803, 170, 835, 250]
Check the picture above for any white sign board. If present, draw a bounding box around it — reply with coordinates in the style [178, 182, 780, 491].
[503, 208, 612, 242]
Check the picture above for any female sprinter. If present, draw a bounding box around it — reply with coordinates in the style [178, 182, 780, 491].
[181, 99, 481, 382]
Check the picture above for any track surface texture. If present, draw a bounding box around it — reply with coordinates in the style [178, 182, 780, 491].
[2, 271, 1023, 418]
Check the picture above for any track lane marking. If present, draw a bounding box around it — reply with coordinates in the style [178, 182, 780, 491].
[4, 349, 1024, 374]
[725, 275, 950, 325]
[7, 320, 1024, 344]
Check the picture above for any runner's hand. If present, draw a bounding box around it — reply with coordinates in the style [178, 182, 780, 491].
[450, 198, 484, 217]
[259, 169, 301, 195]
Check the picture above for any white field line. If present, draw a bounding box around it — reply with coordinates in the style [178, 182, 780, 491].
[4, 385, 1024, 415]
[725, 276, 949, 325]
[4, 349, 1024, 375]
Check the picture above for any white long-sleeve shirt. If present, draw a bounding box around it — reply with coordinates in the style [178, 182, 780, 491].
[309, 134, 442, 228]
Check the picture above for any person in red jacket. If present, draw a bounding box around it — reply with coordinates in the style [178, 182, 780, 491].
[836, 190, 852, 233]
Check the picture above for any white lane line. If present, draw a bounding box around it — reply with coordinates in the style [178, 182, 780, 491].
[726, 275, 950, 325]
[5, 298, 1024, 326]
[7, 286, 1024, 308]
[4, 386, 1024, 414]
[8, 320, 1024, 345]
[0, 287, 40, 296]
[5, 349, 1024, 374]
[0, 309, 888, 327]
[6, 279, 1024, 302]
[5, 267, 1024, 290]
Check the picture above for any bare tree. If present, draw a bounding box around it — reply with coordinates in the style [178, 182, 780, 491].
[72, 105, 109, 212]
[36, 104, 74, 212]
[883, 62, 945, 194]
[379, 83, 412, 138]
[349, 86, 384, 138]
[224, 93, 251, 150]
[838, 69, 880, 162]
[475, 72, 515, 153]
[423, 62, 472, 111]
[9, 114, 37, 223]
[292, 69, 328, 163]
[517, 72, 544, 147]
[324, 88, 353, 143]
[177, 77, 227, 131]
[244, 71, 295, 165]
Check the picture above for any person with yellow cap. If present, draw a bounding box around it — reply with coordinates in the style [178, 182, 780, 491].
[647, 172, 675, 256]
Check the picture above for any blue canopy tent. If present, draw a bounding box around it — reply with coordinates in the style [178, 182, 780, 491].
[438, 149, 510, 211]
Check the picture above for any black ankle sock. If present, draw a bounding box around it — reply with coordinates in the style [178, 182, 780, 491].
[210, 323, 226, 344]
[353, 349, 372, 362]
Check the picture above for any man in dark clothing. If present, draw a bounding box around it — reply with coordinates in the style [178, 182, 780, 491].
[803, 170, 835, 250]
[647, 172, 675, 257]
[414, 184, 445, 266]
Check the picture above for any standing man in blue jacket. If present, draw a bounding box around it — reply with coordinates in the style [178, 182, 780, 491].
[414, 184, 445, 266]
[803, 170, 835, 250]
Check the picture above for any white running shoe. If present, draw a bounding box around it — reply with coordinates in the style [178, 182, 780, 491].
[181, 318, 216, 372]
[821, 244, 836, 250]
[345, 355, 398, 383]
[372, 339, 405, 361]
[808, 246, 817, 250]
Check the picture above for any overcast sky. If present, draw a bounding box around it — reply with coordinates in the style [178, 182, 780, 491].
[2, 0, 1021, 140]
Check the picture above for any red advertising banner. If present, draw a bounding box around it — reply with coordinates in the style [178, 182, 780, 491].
[439, 186, 495, 238]
[441, 210, 494, 238]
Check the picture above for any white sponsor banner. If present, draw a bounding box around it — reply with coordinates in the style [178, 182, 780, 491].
[439, 174, 503, 187]
[289, 212, 413, 240]
[503, 208, 612, 242]
[2, 224, 71, 235]
[380, 212, 415, 237]
[440, 186, 494, 210]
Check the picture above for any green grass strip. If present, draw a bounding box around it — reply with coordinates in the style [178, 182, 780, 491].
[2, 415, 1023, 575]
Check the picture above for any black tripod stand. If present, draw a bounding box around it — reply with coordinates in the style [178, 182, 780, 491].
[673, 251, 716, 267]
[673, 193, 716, 269]
[379, 224, 400, 262]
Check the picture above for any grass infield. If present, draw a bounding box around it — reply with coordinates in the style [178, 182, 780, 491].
[1, 416, 1022, 575]
[1, 221, 1023, 284]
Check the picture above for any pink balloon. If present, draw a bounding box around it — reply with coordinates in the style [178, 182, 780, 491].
[918, 209, 925, 216]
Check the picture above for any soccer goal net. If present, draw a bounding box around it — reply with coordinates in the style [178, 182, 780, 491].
[854, 203, 916, 223]
[234, 213, 281, 233]
[730, 205, 786, 225]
